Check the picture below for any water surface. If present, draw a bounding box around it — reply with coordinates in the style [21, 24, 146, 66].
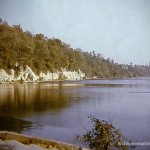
[0, 78, 150, 149]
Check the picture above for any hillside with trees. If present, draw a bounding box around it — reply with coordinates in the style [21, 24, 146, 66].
[0, 19, 150, 80]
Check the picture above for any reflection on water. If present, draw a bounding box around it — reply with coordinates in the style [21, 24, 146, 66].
[0, 83, 81, 116]
[0, 78, 150, 150]
[0, 115, 32, 133]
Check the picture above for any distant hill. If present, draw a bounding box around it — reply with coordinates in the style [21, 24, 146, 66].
[0, 19, 150, 80]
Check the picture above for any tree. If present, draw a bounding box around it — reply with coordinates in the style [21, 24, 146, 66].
[76, 116, 127, 150]
[0, 19, 150, 78]
[0, 18, 3, 25]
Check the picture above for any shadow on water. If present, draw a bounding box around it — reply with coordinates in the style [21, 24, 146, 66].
[0, 115, 32, 133]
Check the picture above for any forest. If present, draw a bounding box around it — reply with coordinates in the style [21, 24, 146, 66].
[0, 18, 150, 79]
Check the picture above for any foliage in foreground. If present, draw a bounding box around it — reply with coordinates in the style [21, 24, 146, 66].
[76, 116, 128, 150]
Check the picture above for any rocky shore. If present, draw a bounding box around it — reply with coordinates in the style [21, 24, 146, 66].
[0, 131, 89, 150]
[0, 66, 85, 83]
[0, 139, 59, 150]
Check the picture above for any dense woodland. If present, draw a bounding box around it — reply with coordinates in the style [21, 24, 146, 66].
[0, 19, 150, 79]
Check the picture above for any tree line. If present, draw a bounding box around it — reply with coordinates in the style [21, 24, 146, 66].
[0, 19, 150, 79]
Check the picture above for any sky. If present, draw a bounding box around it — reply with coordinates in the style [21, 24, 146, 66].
[0, 0, 150, 65]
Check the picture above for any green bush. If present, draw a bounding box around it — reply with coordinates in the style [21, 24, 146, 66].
[76, 116, 128, 150]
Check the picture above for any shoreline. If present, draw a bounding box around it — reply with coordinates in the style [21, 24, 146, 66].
[0, 65, 135, 84]
[0, 131, 89, 150]
[0, 77, 137, 85]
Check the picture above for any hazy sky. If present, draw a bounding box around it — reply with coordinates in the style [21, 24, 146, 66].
[0, 0, 150, 65]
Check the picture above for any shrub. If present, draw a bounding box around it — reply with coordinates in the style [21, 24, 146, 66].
[76, 116, 128, 150]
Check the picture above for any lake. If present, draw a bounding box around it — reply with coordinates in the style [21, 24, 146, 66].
[0, 78, 150, 149]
